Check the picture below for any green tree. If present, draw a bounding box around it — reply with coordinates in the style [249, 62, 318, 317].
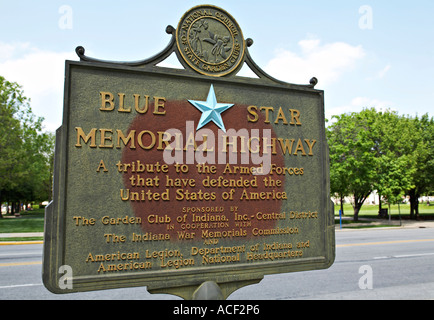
[327, 109, 378, 221]
[328, 109, 433, 221]
[0, 76, 25, 215]
[406, 114, 434, 218]
[0, 75, 54, 217]
[370, 112, 416, 216]
[327, 117, 351, 216]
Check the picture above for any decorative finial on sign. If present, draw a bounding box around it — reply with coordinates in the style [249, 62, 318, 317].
[75, 46, 85, 59]
[309, 77, 318, 88]
[166, 25, 175, 35]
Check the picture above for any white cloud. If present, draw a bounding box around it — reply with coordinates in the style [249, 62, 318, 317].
[264, 38, 365, 86]
[0, 42, 77, 132]
[0, 42, 32, 60]
[326, 96, 395, 120]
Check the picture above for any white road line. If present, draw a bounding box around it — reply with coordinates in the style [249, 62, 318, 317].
[0, 283, 42, 289]
[374, 252, 434, 260]
[394, 253, 434, 258]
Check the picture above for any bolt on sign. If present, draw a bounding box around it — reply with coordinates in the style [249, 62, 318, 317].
[43, 5, 335, 299]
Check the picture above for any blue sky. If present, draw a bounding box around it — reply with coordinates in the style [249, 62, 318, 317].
[1, 0, 433, 132]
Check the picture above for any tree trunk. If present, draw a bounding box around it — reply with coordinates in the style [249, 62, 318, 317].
[409, 189, 419, 220]
[353, 192, 370, 222]
[353, 205, 361, 222]
[378, 193, 382, 212]
[340, 194, 344, 216]
[0, 191, 3, 219]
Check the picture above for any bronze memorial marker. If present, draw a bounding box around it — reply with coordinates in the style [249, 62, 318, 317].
[43, 5, 335, 299]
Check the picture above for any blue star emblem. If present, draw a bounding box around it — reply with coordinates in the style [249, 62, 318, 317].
[188, 85, 234, 132]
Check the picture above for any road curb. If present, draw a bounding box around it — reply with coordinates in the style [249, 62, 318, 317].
[0, 233, 44, 245]
[0, 241, 43, 245]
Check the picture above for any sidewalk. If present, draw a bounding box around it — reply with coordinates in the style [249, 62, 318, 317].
[0, 233, 44, 245]
[335, 216, 434, 230]
[0, 233, 44, 238]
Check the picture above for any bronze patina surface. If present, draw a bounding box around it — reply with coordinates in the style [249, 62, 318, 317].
[43, 5, 335, 300]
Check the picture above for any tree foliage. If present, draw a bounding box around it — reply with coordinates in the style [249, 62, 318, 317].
[0, 75, 55, 216]
[327, 108, 433, 221]
[327, 109, 378, 221]
[406, 114, 434, 218]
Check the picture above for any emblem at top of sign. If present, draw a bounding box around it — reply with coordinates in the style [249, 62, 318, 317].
[176, 5, 246, 77]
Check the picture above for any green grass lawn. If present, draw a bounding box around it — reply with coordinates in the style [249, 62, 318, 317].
[0, 208, 45, 233]
[335, 203, 434, 219]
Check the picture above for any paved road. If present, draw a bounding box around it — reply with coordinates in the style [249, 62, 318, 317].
[232, 227, 434, 300]
[1, 227, 433, 300]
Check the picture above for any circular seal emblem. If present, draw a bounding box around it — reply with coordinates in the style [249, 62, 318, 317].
[176, 5, 245, 77]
